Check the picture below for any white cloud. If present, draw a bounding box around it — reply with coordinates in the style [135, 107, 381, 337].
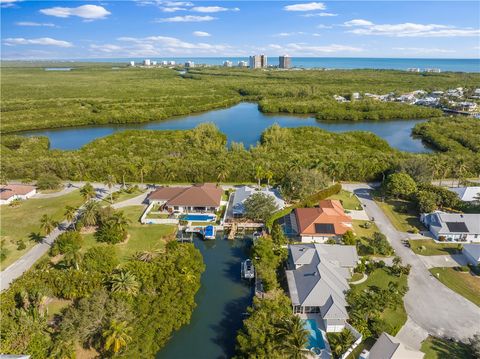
[392, 47, 455, 54]
[90, 44, 122, 53]
[344, 19, 480, 37]
[269, 42, 362, 55]
[316, 24, 333, 29]
[16, 21, 56, 27]
[274, 32, 307, 37]
[161, 6, 186, 12]
[284, 2, 326, 11]
[156, 15, 216, 22]
[1, 0, 20, 8]
[192, 31, 211, 37]
[301, 12, 337, 17]
[40, 5, 110, 20]
[136, 0, 193, 6]
[4, 37, 73, 47]
[191, 6, 239, 13]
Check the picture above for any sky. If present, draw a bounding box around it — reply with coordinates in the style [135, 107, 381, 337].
[1, 0, 479, 59]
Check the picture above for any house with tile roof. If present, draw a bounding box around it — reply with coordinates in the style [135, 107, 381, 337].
[284, 200, 353, 243]
[0, 185, 36, 205]
[286, 243, 358, 332]
[147, 183, 223, 214]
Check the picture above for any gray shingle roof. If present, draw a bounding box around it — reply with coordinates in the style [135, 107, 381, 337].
[464, 244, 480, 261]
[425, 212, 480, 234]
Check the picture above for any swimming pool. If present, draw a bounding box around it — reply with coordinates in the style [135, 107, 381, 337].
[303, 319, 326, 350]
[180, 214, 216, 222]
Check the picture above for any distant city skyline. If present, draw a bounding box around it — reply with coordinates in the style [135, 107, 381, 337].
[1, 1, 479, 59]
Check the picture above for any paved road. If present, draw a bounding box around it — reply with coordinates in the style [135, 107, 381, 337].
[418, 254, 469, 269]
[343, 183, 480, 344]
[0, 183, 120, 292]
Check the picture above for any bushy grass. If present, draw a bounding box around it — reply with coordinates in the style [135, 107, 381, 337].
[429, 267, 480, 307]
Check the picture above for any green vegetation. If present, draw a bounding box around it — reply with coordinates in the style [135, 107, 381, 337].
[421, 336, 476, 359]
[244, 192, 279, 222]
[327, 329, 356, 359]
[375, 198, 424, 232]
[408, 239, 462, 256]
[429, 267, 480, 307]
[329, 190, 362, 210]
[36, 173, 62, 190]
[352, 220, 379, 239]
[0, 190, 84, 268]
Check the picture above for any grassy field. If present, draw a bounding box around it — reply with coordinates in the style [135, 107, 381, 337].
[429, 267, 480, 307]
[375, 199, 424, 233]
[329, 190, 362, 210]
[82, 205, 176, 262]
[0, 191, 84, 269]
[421, 336, 475, 359]
[109, 187, 146, 204]
[352, 268, 408, 334]
[409, 239, 462, 256]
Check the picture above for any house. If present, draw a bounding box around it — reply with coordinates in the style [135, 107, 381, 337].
[285, 243, 358, 332]
[0, 184, 36, 205]
[421, 212, 480, 243]
[449, 186, 480, 202]
[147, 183, 222, 214]
[285, 200, 352, 243]
[360, 332, 424, 359]
[463, 244, 480, 265]
[230, 186, 285, 218]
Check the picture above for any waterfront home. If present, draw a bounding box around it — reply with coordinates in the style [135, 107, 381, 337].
[283, 200, 352, 243]
[285, 243, 358, 332]
[449, 186, 480, 202]
[230, 186, 285, 219]
[463, 244, 480, 265]
[0, 184, 36, 205]
[421, 211, 480, 243]
[147, 183, 222, 214]
[360, 332, 424, 359]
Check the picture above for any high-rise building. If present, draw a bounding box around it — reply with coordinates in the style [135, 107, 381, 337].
[223, 60, 233, 67]
[238, 60, 248, 68]
[279, 55, 291, 69]
[143, 59, 151, 66]
[249, 54, 268, 69]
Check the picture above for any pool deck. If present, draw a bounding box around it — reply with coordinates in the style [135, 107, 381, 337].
[299, 313, 332, 359]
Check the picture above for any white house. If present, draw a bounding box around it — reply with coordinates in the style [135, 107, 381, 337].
[463, 244, 480, 266]
[360, 332, 424, 359]
[421, 212, 480, 243]
[0, 185, 36, 205]
[449, 187, 480, 202]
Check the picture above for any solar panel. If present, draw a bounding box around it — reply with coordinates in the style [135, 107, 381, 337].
[314, 223, 335, 234]
[446, 222, 469, 233]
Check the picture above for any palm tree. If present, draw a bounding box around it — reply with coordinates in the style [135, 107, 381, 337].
[40, 214, 57, 236]
[277, 316, 310, 359]
[105, 174, 116, 203]
[328, 329, 355, 359]
[264, 169, 274, 188]
[80, 182, 96, 202]
[81, 201, 99, 227]
[102, 320, 132, 354]
[110, 211, 130, 233]
[135, 159, 150, 185]
[135, 251, 156, 262]
[216, 165, 230, 184]
[64, 206, 77, 229]
[63, 241, 82, 270]
[109, 270, 139, 295]
[255, 165, 263, 188]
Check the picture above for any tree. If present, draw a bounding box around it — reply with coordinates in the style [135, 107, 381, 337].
[62, 239, 82, 270]
[264, 169, 274, 187]
[384, 172, 417, 199]
[280, 168, 329, 202]
[469, 334, 480, 358]
[80, 182, 96, 202]
[135, 159, 150, 185]
[255, 165, 264, 188]
[244, 192, 279, 222]
[83, 246, 119, 273]
[40, 214, 57, 236]
[64, 206, 77, 229]
[216, 164, 230, 184]
[36, 173, 62, 190]
[371, 232, 393, 256]
[342, 230, 357, 245]
[108, 270, 139, 295]
[81, 201, 99, 227]
[102, 320, 132, 355]
[328, 329, 355, 359]
[271, 223, 287, 246]
[95, 221, 127, 244]
[277, 316, 310, 359]
[105, 174, 116, 203]
[415, 190, 439, 213]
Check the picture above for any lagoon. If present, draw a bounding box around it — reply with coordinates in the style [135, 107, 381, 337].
[22, 103, 431, 153]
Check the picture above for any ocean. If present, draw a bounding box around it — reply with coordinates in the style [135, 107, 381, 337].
[72, 57, 480, 72]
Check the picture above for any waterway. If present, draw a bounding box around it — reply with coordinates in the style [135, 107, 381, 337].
[22, 103, 431, 153]
[156, 235, 253, 359]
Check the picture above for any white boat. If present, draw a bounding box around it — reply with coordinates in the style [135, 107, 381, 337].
[241, 259, 255, 279]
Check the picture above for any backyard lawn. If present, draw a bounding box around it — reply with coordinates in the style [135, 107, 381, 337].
[375, 199, 424, 233]
[429, 267, 480, 307]
[329, 190, 362, 210]
[409, 239, 462, 256]
[0, 190, 84, 269]
[352, 268, 408, 334]
[82, 205, 177, 262]
[421, 336, 475, 359]
[352, 219, 379, 239]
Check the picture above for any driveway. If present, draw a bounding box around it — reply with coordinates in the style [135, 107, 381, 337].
[343, 183, 480, 343]
[418, 254, 468, 269]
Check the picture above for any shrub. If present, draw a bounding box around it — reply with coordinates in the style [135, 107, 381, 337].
[95, 222, 127, 244]
[50, 231, 83, 256]
[384, 172, 417, 199]
[36, 173, 62, 190]
[83, 246, 119, 273]
[458, 266, 470, 272]
[16, 239, 26, 250]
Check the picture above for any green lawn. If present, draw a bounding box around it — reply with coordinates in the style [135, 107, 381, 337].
[375, 199, 424, 233]
[409, 239, 462, 256]
[46, 298, 72, 320]
[349, 272, 365, 282]
[329, 190, 362, 210]
[0, 190, 84, 269]
[429, 267, 480, 307]
[352, 268, 408, 334]
[352, 220, 379, 239]
[110, 188, 145, 204]
[146, 212, 170, 219]
[347, 337, 376, 359]
[82, 205, 177, 262]
[421, 336, 475, 359]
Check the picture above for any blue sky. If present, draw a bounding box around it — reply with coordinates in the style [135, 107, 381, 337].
[2, 1, 479, 59]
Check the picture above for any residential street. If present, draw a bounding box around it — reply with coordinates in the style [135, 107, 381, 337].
[343, 183, 480, 345]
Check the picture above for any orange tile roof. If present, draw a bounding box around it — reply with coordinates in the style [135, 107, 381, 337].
[148, 183, 222, 207]
[295, 200, 352, 236]
[0, 184, 36, 200]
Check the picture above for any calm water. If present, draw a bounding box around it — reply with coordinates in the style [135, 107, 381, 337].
[157, 236, 252, 359]
[21, 103, 431, 153]
[76, 57, 480, 72]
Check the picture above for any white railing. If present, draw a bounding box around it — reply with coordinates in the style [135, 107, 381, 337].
[140, 202, 178, 224]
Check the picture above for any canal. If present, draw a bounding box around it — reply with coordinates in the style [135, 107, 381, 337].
[157, 235, 253, 359]
[21, 103, 432, 153]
